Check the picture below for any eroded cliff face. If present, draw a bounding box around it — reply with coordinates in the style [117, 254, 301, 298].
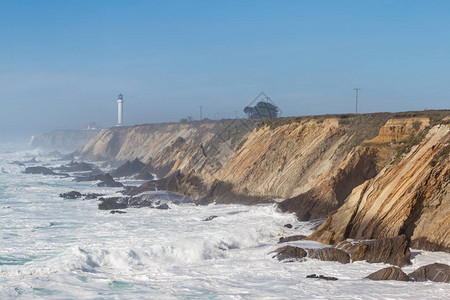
[78, 112, 450, 252]
[308, 123, 450, 252]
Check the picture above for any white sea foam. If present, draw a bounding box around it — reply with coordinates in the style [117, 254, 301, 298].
[1, 145, 450, 299]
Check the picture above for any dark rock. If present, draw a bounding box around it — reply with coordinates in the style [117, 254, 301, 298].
[84, 193, 105, 200]
[25, 166, 57, 175]
[75, 173, 111, 182]
[272, 245, 307, 261]
[11, 161, 25, 166]
[334, 235, 411, 267]
[97, 180, 124, 188]
[98, 197, 127, 210]
[307, 247, 350, 264]
[128, 194, 159, 208]
[76, 173, 124, 187]
[156, 203, 170, 210]
[278, 235, 307, 243]
[110, 210, 127, 214]
[59, 191, 82, 199]
[366, 267, 410, 281]
[408, 263, 450, 283]
[134, 171, 155, 181]
[203, 215, 218, 221]
[110, 158, 145, 178]
[58, 161, 94, 172]
[126, 177, 171, 196]
[283, 224, 293, 229]
[306, 274, 338, 281]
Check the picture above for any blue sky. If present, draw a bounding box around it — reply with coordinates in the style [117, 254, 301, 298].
[1, 0, 449, 139]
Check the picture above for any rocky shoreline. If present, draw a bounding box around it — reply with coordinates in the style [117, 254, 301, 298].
[20, 152, 450, 285]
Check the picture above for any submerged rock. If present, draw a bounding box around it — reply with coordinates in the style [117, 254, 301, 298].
[283, 224, 293, 229]
[25, 166, 56, 175]
[307, 247, 350, 264]
[334, 235, 411, 267]
[110, 210, 127, 214]
[57, 161, 95, 172]
[156, 203, 170, 210]
[75, 173, 124, 187]
[365, 267, 410, 281]
[59, 191, 82, 199]
[278, 235, 306, 243]
[272, 245, 307, 262]
[306, 274, 338, 281]
[25, 166, 67, 176]
[84, 193, 105, 200]
[203, 215, 218, 221]
[408, 263, 450, 283]
[97, 180, 124, 188]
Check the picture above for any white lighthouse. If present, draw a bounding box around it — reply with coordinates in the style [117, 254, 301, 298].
[117, 93, 123, 126]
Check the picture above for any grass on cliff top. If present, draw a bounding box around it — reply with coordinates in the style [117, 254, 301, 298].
[257, 110, 450, 130]
[257, 110, 450, 155]
[256, 112, 392, 147]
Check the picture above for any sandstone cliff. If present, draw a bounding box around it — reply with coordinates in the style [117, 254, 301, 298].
[78, 111, 450, 252]
[308, 122, 450, 252]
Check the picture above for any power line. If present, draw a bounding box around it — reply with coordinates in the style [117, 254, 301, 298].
[199, 106, 203, 121]
[354, 88, 361, 114]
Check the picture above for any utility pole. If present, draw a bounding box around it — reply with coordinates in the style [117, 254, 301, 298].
[199, 106, 203, 121]
[353, 88, 360, 114]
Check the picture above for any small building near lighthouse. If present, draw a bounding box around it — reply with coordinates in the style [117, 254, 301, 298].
[117, 93, 124, 126]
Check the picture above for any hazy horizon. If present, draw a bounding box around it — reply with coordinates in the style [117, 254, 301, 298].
[1, 0, 450, 141]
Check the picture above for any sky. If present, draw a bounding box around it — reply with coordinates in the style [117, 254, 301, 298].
[1, 0, 449, 140]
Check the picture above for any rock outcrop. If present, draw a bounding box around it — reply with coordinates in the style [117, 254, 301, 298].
[334, 235, 411, 267]
[59, 191, 82, 199]
[272, 246, 307, 261]
[365, 267, 410, 281]
[278, 235, 306, 243]
[408, 263, 450, 283]
[306, 274, 338, 281]
[110, 158, 145, 178]
[307, 247, 350, 264]
[25, 166, 58, 175]
[24, 166, 68, 176]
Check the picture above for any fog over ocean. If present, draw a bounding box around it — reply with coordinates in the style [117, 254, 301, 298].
[1, 144, 450, 299]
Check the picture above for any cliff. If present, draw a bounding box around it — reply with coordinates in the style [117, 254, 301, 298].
[308, 122, 450, 252]
[78, 111, 450, 252]
[30, 129, 100, 151]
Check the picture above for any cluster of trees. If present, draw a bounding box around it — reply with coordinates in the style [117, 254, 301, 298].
[244, 101, 279, 119]
[180, 116, 193, 123]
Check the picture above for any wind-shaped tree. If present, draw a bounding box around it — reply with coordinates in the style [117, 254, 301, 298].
[244, 101, 279, 119]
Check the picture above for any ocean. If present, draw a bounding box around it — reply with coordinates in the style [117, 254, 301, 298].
[1, 143, 450, 299]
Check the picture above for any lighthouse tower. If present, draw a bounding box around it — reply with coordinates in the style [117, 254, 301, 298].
[117, 93, 123, 126]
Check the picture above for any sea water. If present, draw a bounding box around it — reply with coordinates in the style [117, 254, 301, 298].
[1, 144, 450, 299]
